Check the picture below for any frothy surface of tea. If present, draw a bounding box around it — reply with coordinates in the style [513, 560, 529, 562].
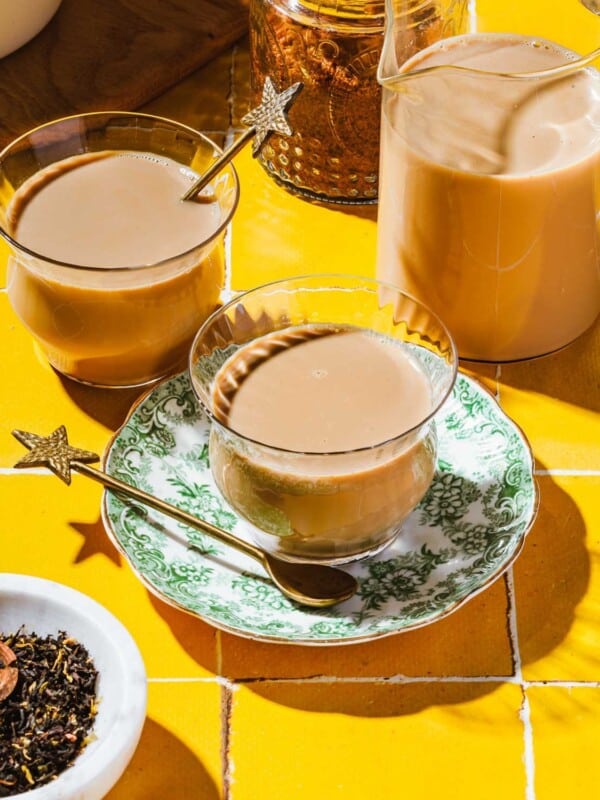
[215, 326, 433, 452]
[12, 151, 221, 267]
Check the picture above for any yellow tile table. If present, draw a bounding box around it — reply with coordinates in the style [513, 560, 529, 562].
[1, 2, 599, 798]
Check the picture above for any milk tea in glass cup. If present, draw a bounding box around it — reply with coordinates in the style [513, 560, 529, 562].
[377, 0, 600, 361]
[190, 275, 457, 565]
[0, 112, 239, 387]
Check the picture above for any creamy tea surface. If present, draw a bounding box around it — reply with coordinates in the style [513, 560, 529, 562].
[208, 324, 437, 562]
[7, 150, 225, 386]
[11, 151, 220, 267]
[377, 33, 600, 361]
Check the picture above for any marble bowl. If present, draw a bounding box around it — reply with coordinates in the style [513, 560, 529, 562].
[0, 573, 147, 799]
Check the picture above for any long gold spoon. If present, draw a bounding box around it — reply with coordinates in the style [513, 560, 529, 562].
[12, 427, 357, 608]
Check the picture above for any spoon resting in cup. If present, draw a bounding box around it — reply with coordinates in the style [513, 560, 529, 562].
[11, 427, 358, 608]
[181, 77, 303, 201]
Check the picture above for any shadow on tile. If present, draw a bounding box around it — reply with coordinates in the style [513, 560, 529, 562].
[296, 197, 379, 223]
[216, 471, 588, 694]
[243, 679, 512, 719]
[105, 717, 219, 800]
[513, 474, 594, 672]
[497, 316, 600, 414]
[70, 516, 122, 566]
[58, 374, 147, 432]
[147, 592, 220, 673]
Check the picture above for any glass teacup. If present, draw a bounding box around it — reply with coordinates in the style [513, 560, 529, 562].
[0, 112, 239, 388]
[190, 274, 457, 564]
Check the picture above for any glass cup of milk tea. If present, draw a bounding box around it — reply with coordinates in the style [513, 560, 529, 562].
[376, 0, 600, 361]
[0, 112, 239, 387]
[189, 274, 457, 564]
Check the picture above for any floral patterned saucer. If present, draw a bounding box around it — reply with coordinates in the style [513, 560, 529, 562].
[102, 371, 537, 645]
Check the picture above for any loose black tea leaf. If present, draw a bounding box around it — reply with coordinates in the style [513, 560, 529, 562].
[0, 629, 98, 797]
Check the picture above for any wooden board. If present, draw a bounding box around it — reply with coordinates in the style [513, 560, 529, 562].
[0, 0, 249, 148]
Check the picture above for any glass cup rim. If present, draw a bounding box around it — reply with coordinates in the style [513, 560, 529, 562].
[189, 272, 459, 457]
[0, 110, 240, 273]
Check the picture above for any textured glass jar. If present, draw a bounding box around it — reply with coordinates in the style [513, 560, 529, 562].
[249, 0, 468, 204]
[249, 0, 386, 204]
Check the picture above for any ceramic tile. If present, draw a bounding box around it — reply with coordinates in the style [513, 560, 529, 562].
[1, 5, 598, 799]
[219, 575, 513, 679]
[107, 680, 223, 799]
[231, 36, 252, 128]
[498, 320, 600, 471]
[0, 473, 218, 678]
[475, 0, 600, 54]
[514, 476, 600, 681]
[528, 686, 600, 800]
[0, 294, 148, 467]
[228, 682, 526, 800]
[230, 147, 378, 291]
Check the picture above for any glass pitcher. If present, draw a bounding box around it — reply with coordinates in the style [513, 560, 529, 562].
[376, 0, 600, 361]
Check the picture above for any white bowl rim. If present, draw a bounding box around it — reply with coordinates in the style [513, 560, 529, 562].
[0, 573, 147, 799]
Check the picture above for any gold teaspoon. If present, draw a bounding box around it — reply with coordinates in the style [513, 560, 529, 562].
[12, 427, 357, 608]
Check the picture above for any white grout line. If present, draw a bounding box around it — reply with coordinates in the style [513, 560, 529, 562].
[148, 675, 230, 685]
[520, 691, 536, 800]
[0, 467, 49, 476]
[506, 567, 536, 800]
[535, 469, 600, 476]
[147, 674, 600, 688]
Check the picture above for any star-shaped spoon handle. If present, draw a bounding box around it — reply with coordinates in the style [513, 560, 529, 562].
[181, 77, 303, 201]
[12, 426, 357, 608]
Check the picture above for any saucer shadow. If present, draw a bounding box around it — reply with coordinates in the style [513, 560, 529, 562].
[105, 717, 219, 800]
[151, 466, 590, 721]
[147, 590, 220, 673]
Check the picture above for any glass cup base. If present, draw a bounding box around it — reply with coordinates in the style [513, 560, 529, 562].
[240, 519, 402, 566]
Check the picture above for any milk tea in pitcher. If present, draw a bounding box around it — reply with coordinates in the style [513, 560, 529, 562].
[377, 32, 600, 361]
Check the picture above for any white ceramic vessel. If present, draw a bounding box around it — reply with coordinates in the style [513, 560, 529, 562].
[0, 573, 147, 800]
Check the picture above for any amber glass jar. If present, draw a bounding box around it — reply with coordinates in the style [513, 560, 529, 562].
[249, 0, 386, 204]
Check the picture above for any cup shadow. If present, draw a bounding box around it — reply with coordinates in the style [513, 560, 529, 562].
[487, 316, 599, 414]
[58, 374, 148, 431]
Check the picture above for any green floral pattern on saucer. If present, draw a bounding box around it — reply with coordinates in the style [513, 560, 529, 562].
[102, 371, 537, 645]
